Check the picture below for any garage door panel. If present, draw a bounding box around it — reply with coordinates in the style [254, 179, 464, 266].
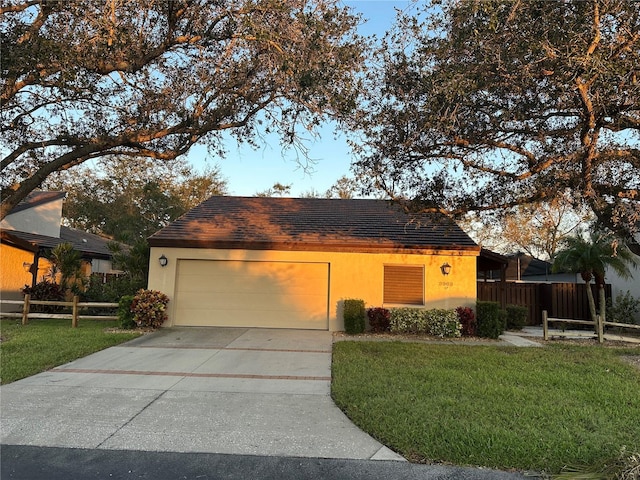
[173, 260, 329, 329]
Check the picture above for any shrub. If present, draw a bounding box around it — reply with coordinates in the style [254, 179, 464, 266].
[606, 291, 640, 325]
[343, 299, 366, 334]
[425, 309, 461, 338]
[130, 289, 169, 328]
[456, 306, 476, 336]
[21, 281, 65, 313]
[476, 301, 504, 339]
[389, 307, 428, 334]
[505, 305, 528, 330]
[118, 295, 136, 329]
[82, 274, 146, 303]
[367, 307, 391, 332]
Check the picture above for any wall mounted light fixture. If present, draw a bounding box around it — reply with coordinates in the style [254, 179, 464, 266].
[440, 262, 451, 275]
[159, 255, 168, 267]
[23, 262, 32, 272]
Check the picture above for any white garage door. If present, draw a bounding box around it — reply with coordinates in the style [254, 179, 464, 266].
[173, 260, 329, 329]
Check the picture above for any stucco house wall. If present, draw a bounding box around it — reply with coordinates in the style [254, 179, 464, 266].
[148, 246, 478, 331]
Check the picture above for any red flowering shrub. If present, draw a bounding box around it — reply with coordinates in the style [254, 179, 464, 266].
[22, 280, 65, 313]
[456, 306, 476, 336]
[367, 307, 391, 332]
[130, 289, 170, 328]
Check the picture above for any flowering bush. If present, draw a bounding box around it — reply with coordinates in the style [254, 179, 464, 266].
[425, 309, 462, 338]
[130, 289, 169, 328]
[389, 307, 428, 333]
[367, 307, 391, 332]
[456, 306, 476, 336]
[389, 307, 461, 337]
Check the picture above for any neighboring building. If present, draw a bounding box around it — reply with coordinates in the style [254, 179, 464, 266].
[148, 196, 480, 331]
[480, 252, 577, 283]
[1, 191, 120, 308]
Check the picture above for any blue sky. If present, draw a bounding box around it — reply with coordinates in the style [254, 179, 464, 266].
[187, 1, 413, 197]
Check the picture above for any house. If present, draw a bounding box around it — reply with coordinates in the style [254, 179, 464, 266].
[480, 252, 577, 283]
[147, 196, 480, 331]
[0, 191, 120, 308]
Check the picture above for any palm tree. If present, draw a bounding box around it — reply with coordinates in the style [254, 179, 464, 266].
[553, 231, 637, 324]
[46, 242, 83, 294]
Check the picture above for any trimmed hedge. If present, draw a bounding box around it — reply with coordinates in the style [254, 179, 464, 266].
[389, 307, 461, 338]
[505, 305, 528, 330]
[344, 299, 366, 334]
[476, 301, 504, 339]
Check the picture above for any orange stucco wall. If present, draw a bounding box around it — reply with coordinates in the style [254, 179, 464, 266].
[0, 244, 35, 311]
[148, 246, 479, 331]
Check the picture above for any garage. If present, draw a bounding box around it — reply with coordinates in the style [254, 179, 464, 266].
[173, 259, 329, 329]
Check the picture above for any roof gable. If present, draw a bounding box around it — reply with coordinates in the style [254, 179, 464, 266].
[149, 197, 478, 253]
[7, 191, 66, 215]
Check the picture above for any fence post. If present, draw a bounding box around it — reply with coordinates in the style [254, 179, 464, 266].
[22, 294, 31, 325]
[72, 296, 79, 328]
[596, 315, 603, 344]
[542, 310, 548, 341]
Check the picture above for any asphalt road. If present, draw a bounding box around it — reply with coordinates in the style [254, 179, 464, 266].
[1, 445, 535, 480]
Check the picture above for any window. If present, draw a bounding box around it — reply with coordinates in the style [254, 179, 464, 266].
[383, 265, 424, 305]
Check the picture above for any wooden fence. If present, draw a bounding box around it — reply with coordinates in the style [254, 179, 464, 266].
[1, 294, 118, 327]
[542, 310, 640, 344]
[477, 282, 612, 325]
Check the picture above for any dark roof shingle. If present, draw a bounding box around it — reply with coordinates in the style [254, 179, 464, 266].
[3, 227, 114, 259]
[148, 197, 478, 253]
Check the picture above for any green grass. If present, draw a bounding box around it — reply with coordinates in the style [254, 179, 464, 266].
[331, 341, 640, 475]
[0, 318, 141, 384]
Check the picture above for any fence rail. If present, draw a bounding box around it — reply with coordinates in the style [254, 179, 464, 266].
[1, 295, 119, 327]
[542, 310, 640, 344]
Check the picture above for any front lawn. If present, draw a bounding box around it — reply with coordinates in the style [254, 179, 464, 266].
[331, 341, 640, 475]
[0, 318, 141, 384]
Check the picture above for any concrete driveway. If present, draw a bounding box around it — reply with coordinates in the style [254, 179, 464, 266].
[0, 327, 402, 460]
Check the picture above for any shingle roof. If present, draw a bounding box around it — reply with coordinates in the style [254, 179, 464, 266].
[148, 196, 479, 253]
[7, 191, 66, 214]
[3, 226, 114, 259]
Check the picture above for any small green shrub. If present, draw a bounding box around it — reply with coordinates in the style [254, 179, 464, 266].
[130, 289, 169, 329]
[476, 301, 504, 339]
[367, 307, 391, 332]
[505, 305, 528, 330]
[606, 291, 640, 325]
[389, 307, 428, 334]
[118, 295, 136, 329]
[456, 306, 476, 336]
[425, 309, 461, 338]
[343, 299, 366, 334]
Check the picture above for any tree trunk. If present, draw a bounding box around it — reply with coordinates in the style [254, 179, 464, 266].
[585, 280, 597, 324]
[598, 284, 606, 323]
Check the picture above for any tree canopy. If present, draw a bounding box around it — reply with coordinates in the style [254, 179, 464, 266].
[1, 0, 366, 219]
[351, 0, 640, 253]
[45, 157, 227, 242]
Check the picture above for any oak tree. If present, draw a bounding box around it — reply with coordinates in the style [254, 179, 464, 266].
[352, 0, 640, 253]
[1, 0, 365, 218]
[44, 157, 227, 242]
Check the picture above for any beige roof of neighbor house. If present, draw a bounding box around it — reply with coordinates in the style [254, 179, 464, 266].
[149, 196, 479, 254]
